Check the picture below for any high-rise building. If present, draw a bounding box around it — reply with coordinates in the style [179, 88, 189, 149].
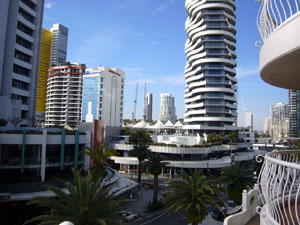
[35, 28, 52, 125]
[50, 23, 68, 66]
[289, 89, 300, 137]
[81, 67, 125, 127]
[160, 93, 176, 122]
[244, 111, 253, 131]
[271, 102, 290, 138]
[183, 0, 237, 133]
[145, 93, 153, 122]
[45, 63, 86, 128]
[264, 116, 271, 136]
[0, 0, 44, 127]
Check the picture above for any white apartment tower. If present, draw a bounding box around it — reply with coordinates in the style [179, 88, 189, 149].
[160, 93, 177, 122]
[0, 0, 44, 127]
[50, 23, 68, 66]
[81, 67, 125, 127]
[45, 63, 86, 128]
[270, 103, 290, 138]
[184, 0, 237, 133]
[145, 93, 153, 122]
[244, 111, 253, 131]
[264, 116, 271, 136]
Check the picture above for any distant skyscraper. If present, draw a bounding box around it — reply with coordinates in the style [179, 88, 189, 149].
[35, 28, 52, 124]
[244, 111, 253, 131]
[0, 0, 44, 127]
[160, 93, 176, 122]
[81, 67, 125, 127]
[271, 103, 290, 138]
[264, 117, 271, 136]
[45, 63, 86, 128]
[289, 90, 300, 137]
[145, 93, 153, 122]
[50, 23, 68, 66]
[183, 0, 237, 133]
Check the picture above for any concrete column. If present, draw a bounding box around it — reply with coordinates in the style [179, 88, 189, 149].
[83, 131, 91, 171]
[41, 129, 47, 182]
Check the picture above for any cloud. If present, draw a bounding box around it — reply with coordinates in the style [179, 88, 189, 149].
[151, 42, 158, 46]
[44, 1, 55, 9]
[236, 66, 259, 78]
[133, 32, 144, 37]
[160, 74, 185, 85]
[152, 0, 176, 14]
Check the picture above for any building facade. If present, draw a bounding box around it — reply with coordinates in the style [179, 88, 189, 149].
[271, 102, 290, 138]
[145, 93, 153, 122]
[244, 111, 253, 131]
[50, 23, 68, 66]
[45, 63, 86, 127]
[183, 0, 237, 133]
[81, 67, 125, 127]
[35, 28, 52, 124]
[160, 93, 177, 122]
[0, 0, 44, 127]
[289, 89, 300, 137]
[264, 116, 271, 136]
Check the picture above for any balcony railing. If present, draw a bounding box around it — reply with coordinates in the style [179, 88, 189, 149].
[257, 0, 300, 41]
[258, 150, 300, 225]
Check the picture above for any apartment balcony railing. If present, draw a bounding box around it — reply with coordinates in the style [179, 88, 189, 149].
[257, 0, 300, 90]
[257, 0, 300, 41]
[258, 150, 300, 225]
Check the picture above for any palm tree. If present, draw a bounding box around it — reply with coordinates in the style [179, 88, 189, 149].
[218, 163, 255, 205]
[164, 169, 225, 225]
[82, 144, 119, 181]
[227, 131, 238, 144]
[129, 130, 152, 186]
[145, 153, 170, 204]
[25, 168, 123, 225]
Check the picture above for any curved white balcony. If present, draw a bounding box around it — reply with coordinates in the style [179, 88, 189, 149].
[257, 0, 300, 90]
[258, 150, 300, 225]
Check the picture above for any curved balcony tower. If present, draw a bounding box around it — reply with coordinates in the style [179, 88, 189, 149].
[257, 0, 300, 90]
[184, 0, 238, 133]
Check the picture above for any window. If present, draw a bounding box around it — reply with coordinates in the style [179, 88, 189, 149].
[16, 35, 32, 49]
[100, 84, 103, 89]
[12, 79, 29, 91]
[20, 0, 36, 10]
[99, 111, 102, 115]
[100, 97, 102, 102]
[100, 90, 103, 95]
[21, 110, 27, 119]
[99, 103, 102, 108]
[11, 94, 28, 105]
[17, 22, 33, 36]
[13, 64, 29, 76]
[19, 8, 34, 23]
[101, 77, 104, 82]
[15, 50, 31, 63]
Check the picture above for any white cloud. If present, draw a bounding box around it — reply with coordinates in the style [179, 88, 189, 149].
[236, 66, 259, 78]
[152, 0, 176, 14]
[44, 1, 55, 9]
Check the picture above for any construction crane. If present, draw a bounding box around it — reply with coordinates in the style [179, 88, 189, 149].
[143, 83, 147, 120]
[132, 82, 139, 122]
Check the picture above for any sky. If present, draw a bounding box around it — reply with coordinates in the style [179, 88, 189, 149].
[43, 0, 288, 131]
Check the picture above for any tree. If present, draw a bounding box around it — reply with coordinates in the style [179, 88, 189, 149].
[129, 130, 152, 186]
[218, 163, 255, 205]
[25, 168, 123, 225]
[207, 132, 221, 144]
[164, 170, 225, 225]
[228, 131, 238, 144]
[145, 153, 170, 204]
[82, 144, 118, 181]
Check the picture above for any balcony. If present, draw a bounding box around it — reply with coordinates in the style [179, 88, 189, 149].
[257, 0, 300, 90]
[258, 150, 300, 225]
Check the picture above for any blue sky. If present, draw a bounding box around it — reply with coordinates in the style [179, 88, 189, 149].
[43, 0, 288, 131]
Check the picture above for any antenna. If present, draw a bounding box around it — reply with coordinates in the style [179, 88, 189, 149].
[143, 83, 147, 120]
[132, 82, 139, 122]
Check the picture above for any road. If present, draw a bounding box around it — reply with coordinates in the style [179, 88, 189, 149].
[130, 209, 188, 225]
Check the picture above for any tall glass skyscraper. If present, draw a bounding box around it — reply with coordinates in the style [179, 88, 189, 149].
[184, 0, 237, 133]
[289, 90, 300, 137]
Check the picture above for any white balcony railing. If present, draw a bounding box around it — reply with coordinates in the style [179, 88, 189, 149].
[258, 150, 300, 225]
[257, 0, 300, 41]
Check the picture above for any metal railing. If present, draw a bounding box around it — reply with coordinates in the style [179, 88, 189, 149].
[257, 150, 300, 225]
[257, 0, 300, 41]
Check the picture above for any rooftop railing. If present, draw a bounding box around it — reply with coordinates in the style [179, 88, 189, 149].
[257, 150, 300, 225]
[257, 0, 300, 41]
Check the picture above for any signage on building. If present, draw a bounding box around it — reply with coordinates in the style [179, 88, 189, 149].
[109, 69, 121, 76]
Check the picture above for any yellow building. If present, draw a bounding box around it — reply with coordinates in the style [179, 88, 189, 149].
[36, 29, 52, 118]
